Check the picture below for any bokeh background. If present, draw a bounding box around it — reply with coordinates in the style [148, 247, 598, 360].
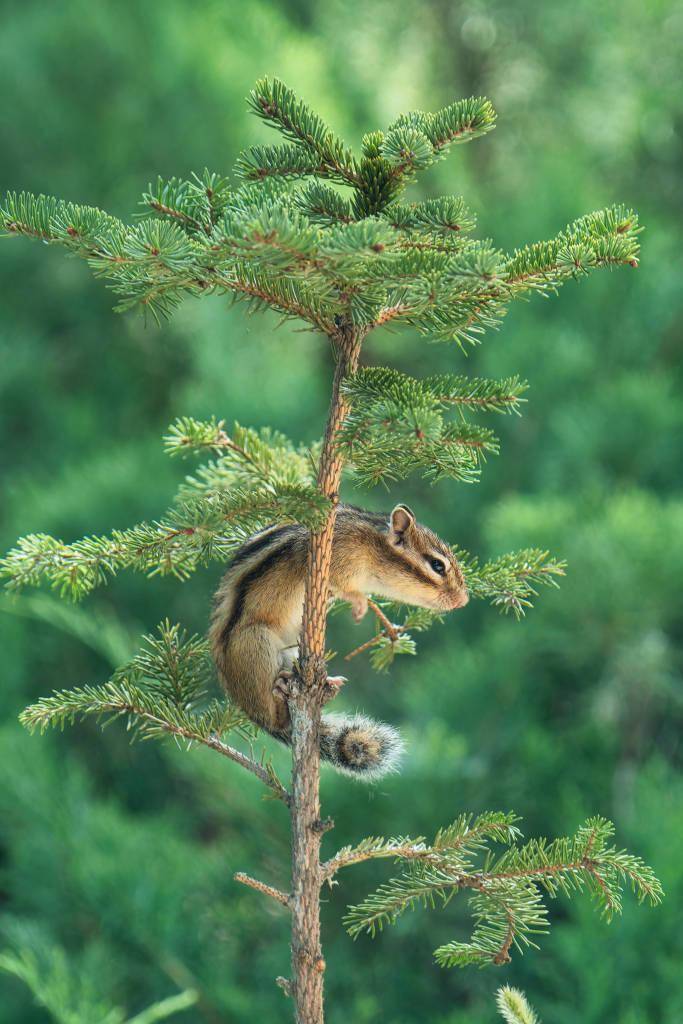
[1, 1, 682, 1021]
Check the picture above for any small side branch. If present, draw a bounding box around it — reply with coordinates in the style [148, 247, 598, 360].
[345, 600, 404, 662]
[366, 599, 400, 641]
[20, 682, 292, 805]
[234, 871, 291, 909]
[275, 977, 292, 998]
[205, 733, 291, 805]
[321, 841, 432, 884]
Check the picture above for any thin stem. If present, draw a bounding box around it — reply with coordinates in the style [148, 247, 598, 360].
[366, 599, 400, 641]
[205, 733, 291, 805]
[147, 200, 204, 233]
[115, 705, 291, 803]
[289, 323, 365, 1024]
[343, 633, 385, 662]
[492, 906, 516, 965]
[213, 274, 333, 334]
[344, 600, 404, 661]
[234, 872, 291, 908]
[321, 842, 431, 883]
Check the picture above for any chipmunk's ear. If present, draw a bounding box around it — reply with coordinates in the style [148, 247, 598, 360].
[389, 504, 416, 544]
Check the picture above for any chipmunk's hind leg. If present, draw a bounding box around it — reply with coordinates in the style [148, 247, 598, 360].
[225, 624, 291, 732]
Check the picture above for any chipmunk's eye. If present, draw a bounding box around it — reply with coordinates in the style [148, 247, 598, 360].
[428, 556, 446, 576]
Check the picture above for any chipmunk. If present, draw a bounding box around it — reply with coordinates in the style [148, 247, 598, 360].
[210, 504, 468, 781]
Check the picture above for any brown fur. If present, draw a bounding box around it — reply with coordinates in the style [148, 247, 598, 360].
[210, 504, 468, 777]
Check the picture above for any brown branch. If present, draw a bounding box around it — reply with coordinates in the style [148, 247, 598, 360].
[321, 818, 516, 883]
[289, 323, 365, 1024]
[108, 703, 291, 804]
[492, 906, 515, 965]
[366, 599, 400, 641]
[344, 600, 407, 662]
[343, 633, 385, 662]
[214, 273, 334, 334]
[204, 733, 291, 805]
[148, 200, 204, 233]
[320, 842, 432, 884]
[234, 871, 291, 908]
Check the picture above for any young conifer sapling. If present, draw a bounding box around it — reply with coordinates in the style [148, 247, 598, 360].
[1, 80, 661, 1024]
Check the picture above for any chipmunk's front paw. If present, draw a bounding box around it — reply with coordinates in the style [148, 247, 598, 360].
[272, 671, 295, 702]
[321, 675, 347, 705]
[344, 592, 368, 624]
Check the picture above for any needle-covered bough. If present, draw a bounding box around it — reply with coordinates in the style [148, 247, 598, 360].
[1, 79, 658, 1024]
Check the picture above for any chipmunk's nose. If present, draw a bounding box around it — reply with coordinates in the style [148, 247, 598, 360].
[451, 590, 469, 609]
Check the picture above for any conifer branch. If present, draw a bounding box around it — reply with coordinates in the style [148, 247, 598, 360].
[1, 185, 639, 341]
[142, 171, 232, 234]
[1, 484, 329, 598]
[235, 144, 330, 181]
[503, 206, 641, 287]
[459, 548, 566, 618]
[384, 196, 476, 235]
[344, 816, 662, 968]
[340, 420, 492, 486]
[215, 269, 336, 334]
[19, 622, 291, 804]
[344, 368, 528, 414]
[293, 183, 355, 226]
[164, 416, 259, 460]
[410, 96, 497, 152]
[234, 872, 291, 908]
[378, 97, 497, 190]
[246, 78, 361, 186]
[164, 418, 320, 499]
[322, 813, 520, 883]
[1, 78, 654, 1024]
[339, 367, 527, 484]
[1, 191, 128, 248]
[322, 837, 430, 883]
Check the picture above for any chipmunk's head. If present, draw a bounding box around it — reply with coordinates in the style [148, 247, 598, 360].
[376, 504, 469, 612]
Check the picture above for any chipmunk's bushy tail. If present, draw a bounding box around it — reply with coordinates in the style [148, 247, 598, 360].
[270, 712, 403, 781]
[319, 712, 404, 780]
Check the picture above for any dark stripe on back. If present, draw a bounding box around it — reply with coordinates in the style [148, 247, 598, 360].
[220, 538, 297, 645]
[228, 524, 300, 571]
[338, 504, 389, 530]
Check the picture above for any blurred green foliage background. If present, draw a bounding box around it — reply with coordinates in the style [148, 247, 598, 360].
[1, 1, 682, 1021]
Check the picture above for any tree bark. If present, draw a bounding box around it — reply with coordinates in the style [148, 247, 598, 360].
[289, 324, 365, 1024]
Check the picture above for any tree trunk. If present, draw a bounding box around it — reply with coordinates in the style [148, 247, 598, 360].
[289, 325, 364, 1024]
